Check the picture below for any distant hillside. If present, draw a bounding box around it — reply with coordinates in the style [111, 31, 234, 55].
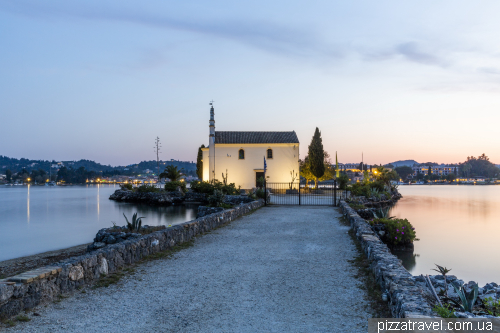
[0, 156, 195, 175]
[388, 160, 419, 167]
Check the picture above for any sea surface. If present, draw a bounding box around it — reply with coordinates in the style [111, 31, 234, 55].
[391, 185, 500, 285]
[0, 185, 198, 262]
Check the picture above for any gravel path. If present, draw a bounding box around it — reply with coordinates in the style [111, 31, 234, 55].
[9, 206, 371, 332]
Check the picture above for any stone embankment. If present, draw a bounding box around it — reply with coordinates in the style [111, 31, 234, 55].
[109, 190, 207, 205]
[340, 200, 435, 318]
[0, 200, 263, 319]
[109, 190, 256, 207]
[343, 193, 500, 319]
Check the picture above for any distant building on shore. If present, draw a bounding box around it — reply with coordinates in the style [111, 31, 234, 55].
[412, 164, 458, 176]
[201, 103, 300, 189]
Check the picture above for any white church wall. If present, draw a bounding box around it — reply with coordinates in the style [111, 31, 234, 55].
[202, 143, 299, 189]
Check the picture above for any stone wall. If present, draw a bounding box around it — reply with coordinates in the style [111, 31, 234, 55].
[340, 200, 435, 318]
[0, 200, 263, 319]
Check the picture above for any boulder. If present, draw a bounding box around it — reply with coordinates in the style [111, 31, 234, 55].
[68, 265, 84, 281]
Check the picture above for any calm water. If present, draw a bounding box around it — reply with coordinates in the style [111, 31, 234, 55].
[0, 185, 198, 262]
[391, 185, 500, 285]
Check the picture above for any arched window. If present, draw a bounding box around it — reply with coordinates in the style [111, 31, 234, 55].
[267, 149, 273, 159]
[239, 149, 245, 160]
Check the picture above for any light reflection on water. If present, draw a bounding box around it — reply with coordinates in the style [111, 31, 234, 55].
[390, 185, 500, 285]
[0, 185, 199, 262]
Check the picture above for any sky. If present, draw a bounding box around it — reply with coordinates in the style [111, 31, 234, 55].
[1, 0, 499, 166]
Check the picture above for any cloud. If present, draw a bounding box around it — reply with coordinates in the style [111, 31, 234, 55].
[0, 1, 344, 61]
[0, 1, 468, 71]
[361, 42, 449, 68]
[477, 67, 500, 75]
[396, 42, 446, 66]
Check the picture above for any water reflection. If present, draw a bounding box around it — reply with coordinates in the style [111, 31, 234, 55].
[391, 185, 500, 284]
[0, 185, 199, 262]
[392, 251, 419, 272]
[27, 184, 30, 224]
[97, 184, 100, 221]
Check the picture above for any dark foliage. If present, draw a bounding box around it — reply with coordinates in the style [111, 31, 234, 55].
[196, 144, 205, 179]
[308, 127, 325, 184]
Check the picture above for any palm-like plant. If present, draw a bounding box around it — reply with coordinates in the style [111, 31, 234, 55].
[449, 283, 479, 313]
[123, 213, 144, 232]
[432, 264, 451, 298]
[159, 165, 182, 181]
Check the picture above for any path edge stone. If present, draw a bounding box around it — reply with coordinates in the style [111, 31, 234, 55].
[340, 200, 436, 318]
[0, 200, 264, 320]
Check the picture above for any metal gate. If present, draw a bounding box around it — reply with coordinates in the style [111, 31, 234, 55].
[264, 182, 351, 206]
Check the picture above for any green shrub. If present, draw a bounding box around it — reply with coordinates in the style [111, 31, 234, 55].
[136, 184, 160, 193]
[433, 304, 456, 318]
[120, 183, 133, 191]
[484, 297, 500, 316]
[190, 180, 215, 194]
[165, 181, 187, 193]
[349, 203, 365, 210]
[255, 188, 266, 199]
[207, 189, 226, 207]
[349, 182, 371, 197]
[369, 180, 386, 192]
[191, 180, 240, 195]
[337, 174, 349, 190]
[219, 183, 240, 195]
[369, 217, 417, 246]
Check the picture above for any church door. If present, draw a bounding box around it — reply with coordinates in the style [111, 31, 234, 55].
[255, 172, 265, 187]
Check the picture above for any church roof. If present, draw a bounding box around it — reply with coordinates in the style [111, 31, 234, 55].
[215, 131, 299, 144]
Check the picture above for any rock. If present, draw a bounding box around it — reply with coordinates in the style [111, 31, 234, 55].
[197, 206, 224, 218]
[106, 235, 116, 244]
[151, 239, 159, 247]
[98, 258, 108, 275]
[223, 195, 255, 205]
[447, 275, 457, 282]
[454, 312, 474, 318]
[378, 231, 385, 236]
[484, 283, 498, 291]
[68, 265, 84, 281]
[0, 284, 14, 303]
[93, 242, 106, 249]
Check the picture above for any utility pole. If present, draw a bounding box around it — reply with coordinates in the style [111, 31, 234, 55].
[154, 137, 161, 182]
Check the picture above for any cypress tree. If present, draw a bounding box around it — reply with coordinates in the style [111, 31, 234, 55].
[196, 144, 205, 179]
[308, 127, 325, 188]
[428, 165, 432, 176]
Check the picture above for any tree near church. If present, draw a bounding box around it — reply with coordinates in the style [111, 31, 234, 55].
[308, 127, 325, 188]
[196, 144, 205, 179]
[159, 165, 182, 182]
[5, 169, 12, 182]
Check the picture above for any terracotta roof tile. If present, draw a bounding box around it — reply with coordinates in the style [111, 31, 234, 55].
[215, 131, 299, 144]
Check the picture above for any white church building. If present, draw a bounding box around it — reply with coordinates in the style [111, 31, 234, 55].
[201, 104, 300, 190]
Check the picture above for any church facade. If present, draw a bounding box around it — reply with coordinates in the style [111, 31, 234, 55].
[201, 104, 300, 190]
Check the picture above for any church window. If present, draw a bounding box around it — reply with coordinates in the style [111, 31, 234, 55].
[267, 149, 273, 159]
[239, 149, 245, 159]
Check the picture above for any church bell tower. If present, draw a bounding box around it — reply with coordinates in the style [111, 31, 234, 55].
[209, 102, 215, 182]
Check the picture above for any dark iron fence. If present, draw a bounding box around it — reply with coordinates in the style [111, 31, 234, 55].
[264, 181, 351, 206]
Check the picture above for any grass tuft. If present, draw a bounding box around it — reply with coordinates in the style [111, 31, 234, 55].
[15, 315, 31, 322]
[1, 319, 16, 327]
